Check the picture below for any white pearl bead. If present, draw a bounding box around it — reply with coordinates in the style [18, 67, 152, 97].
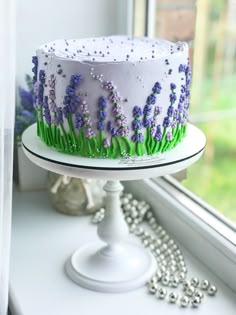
[156, 288, 167, 299]
[169, 292, 178, 303]
[191, 277, 199, 287]
[186, 285, 195, 297]
[191, 296, 201, 307]
[161, 275, 169, 286]
[148, 283, 158, 294]
[194, 290, 204, 299]
[208, 285, 217, 296]
[201, 279, 210, 290]
[180, 295, 189, 307]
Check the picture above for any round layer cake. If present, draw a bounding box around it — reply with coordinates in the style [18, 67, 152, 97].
[32, 36, 191, 158]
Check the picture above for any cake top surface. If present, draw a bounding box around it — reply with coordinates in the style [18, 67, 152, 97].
[38, 36, 187, 63]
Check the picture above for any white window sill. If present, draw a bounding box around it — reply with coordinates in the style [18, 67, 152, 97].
[10, 188, 236, 315]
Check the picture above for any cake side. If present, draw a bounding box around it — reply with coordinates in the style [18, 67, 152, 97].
[32, 36, 191, 158]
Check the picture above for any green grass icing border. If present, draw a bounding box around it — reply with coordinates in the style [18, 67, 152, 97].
[36, 118, 187, 159]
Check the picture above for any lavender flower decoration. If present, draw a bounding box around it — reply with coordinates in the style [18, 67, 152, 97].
[143, 82, 161, 131]
[57, 107, 63, 124]
[147, 94, 156, 105]
[32, 56, 38, 84]
[150, 105, 162, 138]
[63, 74, 82, 118]
[75, 112, 83, 129]
[152, 82, 162, 94]
[166, 131, 173, 141]
[80, 100, 95, 139]
[131, 105, 144, 143]
[103, 137, 111, 148]
[43, 96, 51, 124]
[48, 74, 58, 125]
[154, 124, 163, 141]
[133, 106, 142, 117]
[37, 70, 46, 106]
[97, 96, 107, 131]
[102, 80, 129, 137]
[163, 117, 171, 128]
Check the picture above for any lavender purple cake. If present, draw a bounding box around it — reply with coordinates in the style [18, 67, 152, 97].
[32, 36, 191, 158]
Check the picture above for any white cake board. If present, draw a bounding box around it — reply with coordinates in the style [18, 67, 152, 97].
[22, 123, 206, 293]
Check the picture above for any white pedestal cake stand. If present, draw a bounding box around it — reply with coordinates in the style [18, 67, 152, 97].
[22, 123, 206, 293]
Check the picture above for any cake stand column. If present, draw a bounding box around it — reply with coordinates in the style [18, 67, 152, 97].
[65, 179, 157, 293]
[98, 180, 128, 256]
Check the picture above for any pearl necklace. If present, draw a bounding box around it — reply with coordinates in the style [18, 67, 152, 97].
[92, 192, 217, 308]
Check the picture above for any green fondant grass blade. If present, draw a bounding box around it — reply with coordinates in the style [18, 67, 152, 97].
[111, 137, 119, 158]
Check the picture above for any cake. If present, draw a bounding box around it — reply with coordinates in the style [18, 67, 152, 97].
[32, 36, 191, 159]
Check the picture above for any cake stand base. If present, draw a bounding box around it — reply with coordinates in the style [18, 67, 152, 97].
[66, 242, 156, 293]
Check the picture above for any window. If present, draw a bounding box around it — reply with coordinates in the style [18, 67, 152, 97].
[134, 0, 236, 225]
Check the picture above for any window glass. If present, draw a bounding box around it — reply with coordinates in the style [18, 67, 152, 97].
[134, 0, 236, 223]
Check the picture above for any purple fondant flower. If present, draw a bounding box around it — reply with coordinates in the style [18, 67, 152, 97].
[170, 83, 177, 90]
[154, 106, 162, 115]
[171, 120, 177, 128]
[39, 70, 45, 84]
[66, 85, 75, 96]
[32, 56, 38, 66]
[75, 112, 84, 128]
[49, 89, 56, 100]
[63, 74, 82, 117]
[51, 116, 58, 126]
[97, 121, 105, 131]
[70, 74, 82, 87]
[179, 64, 186, 73]
[43, 96, 48, 108]
[57, 107, 63, 124]
[143, 118, 152, 128]
[156, 125, 162, 134]
[166, 131, 173, 141]
[163, 117, 171, 128]
[167, 106, 174, 117]
[143, 105, 152, 115]
[103, 138, 111, 148]
[98, 96, 107, 110]
[170, 93, 177, 103]
[154, 132, 162, 141]
[152, 82, 162, 94]
[49, 101, 57, 112]
[137, 133, 144, 143]
[131, 133, 144, 143]
[133, 106, 142, 118]
[43, 97, 51, 124]
[181, 85, 186, 93]
[97, 96, 107, 131]
[44, 108, 51, 124]
[179, 94, 185, 103]
[107, 121, 112, 132]
[32, 56, 38, 83]
[132, 120, 142, 130]
[147, 94, 156, 105]
[86, 128, 95, 139]
[111, 127, 117, 136]
[97, 111, 107, 120]
[118, 126, 129, 137]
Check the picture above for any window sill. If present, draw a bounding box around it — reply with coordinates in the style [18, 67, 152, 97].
[10, 189, 236, 315]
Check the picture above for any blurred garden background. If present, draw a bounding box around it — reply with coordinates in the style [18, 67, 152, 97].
[184, 0, 236, 222]
[134, 0, 236, 222]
